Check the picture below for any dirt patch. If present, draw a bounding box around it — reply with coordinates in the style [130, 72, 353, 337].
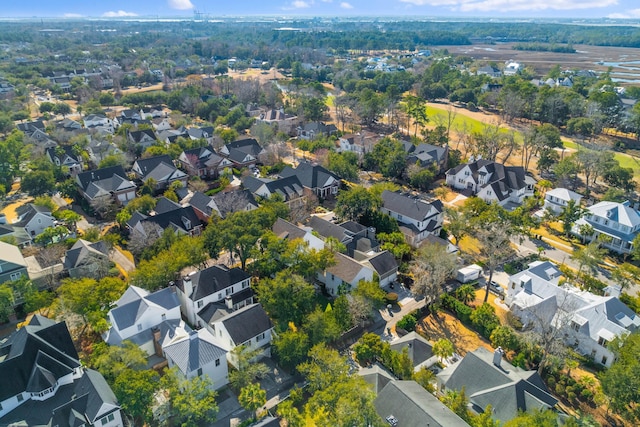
[417, 312, 492, 357]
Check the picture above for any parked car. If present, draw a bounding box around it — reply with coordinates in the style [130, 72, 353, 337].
[489, 281, 505, 297]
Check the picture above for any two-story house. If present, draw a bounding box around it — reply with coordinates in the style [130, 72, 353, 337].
[219, 139, 265, 169]
[84, 114, 116, 134]
[506, 260, 640, 367]
[132, 155, 188, 193]
[175, 265, 253, 327]
[381, 190, 443, 247]
[45, 146, 83, 176]
[76, 165, 137, 207]
[543, 187, 583, 214]
[128, 129, 158, 149]
[0, 241, 28, 284]
[0, 315, 123, 427]
[280, 162, 340, 199]
[13, 203, 55, 240]
[243, 175, 306, 208]
[405, 143, 449, 174]
[178, 146, 225, 179]
[445, 159, 535, 206]
[573, 200, 640, 254]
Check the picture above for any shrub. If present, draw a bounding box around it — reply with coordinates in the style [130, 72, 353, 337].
[385, 292, 398, 304]
[396, 312, 418, 332]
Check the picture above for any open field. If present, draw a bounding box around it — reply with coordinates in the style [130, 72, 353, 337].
[442, 42, 640, 84]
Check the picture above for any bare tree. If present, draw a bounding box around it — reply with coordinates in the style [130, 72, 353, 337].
[128, 222, 163, 258]
[433, 105, 458, 143]
[90, 196, 116, 219]
[410, 241, 458, 303]
[35, 243, 67, 289]
[211, 190, 254, 219]
[475, 224, 515, 303]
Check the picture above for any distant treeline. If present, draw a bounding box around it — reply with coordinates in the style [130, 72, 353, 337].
[513, 43, 576, 53]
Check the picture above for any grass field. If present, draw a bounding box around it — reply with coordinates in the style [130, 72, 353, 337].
[562, 139, 640, 181]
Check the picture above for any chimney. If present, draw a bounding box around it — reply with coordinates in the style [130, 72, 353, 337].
[152, 327, 163, 357]
[493, 347, 504, 367]
[225, 295, 233, 310]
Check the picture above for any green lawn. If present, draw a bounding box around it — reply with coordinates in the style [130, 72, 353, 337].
[426, 105, 523, 143]
[562, 139, 640, 179]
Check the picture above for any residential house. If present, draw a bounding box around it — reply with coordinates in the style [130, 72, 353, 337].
[219, 138, 264, 169]
[13, 203, 55, 240]
[338, 131, 380, 158]
[63, 239, 111, 278]
[188, 190, 257, 222]
[258, 108, 298, 135]
[503, 61, 523, 76]
[56, 118, 82, 131]
[0, 224, 31, 248]
[176, 265, 253, 326]
[506, 260, 640, 367]
[437, 347, 558, 423]
[297, 122, 337, 140]
[308, 216, 379, 259]
[87, 137, 121, 164]
[128, 129, 157, 149]
[26, 128, 57, 151]
[16, 119, 46, 135]
[76, 165, 137, 207]
[178, 146, 225, 178]
[381, 190, 444, 246]
[132, 155, 188, 192]
[103, 285, 182, 353]
[127, 205, 202, 237]
[45, 145, 83, 176]
[319, 252, 375, 296]
[0, 315, 123, 427]
[445, 159, 535, 207]
[406, 143, 449, 174]
[243, 175, 306, 208]
[272, 217, 325, 251]
[187, 126, 215, 144]
[84, 114, 116, 133]
[205, 303, 274, 367]
[373, 380, 471, 427]
[477, 65, 502, 78]
[280, 162, 340, 199]
[363, 250, 398, 287]
[141, 105, 166, 118]
[161, 326, 229, 389]
[573, 200, 640, 254]
[152, 117, 172, 131]
[389, 331, 437, 371]
[543, 187, 583, 214]
[0, 241, 28, 284]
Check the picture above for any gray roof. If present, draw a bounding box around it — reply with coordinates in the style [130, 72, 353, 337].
[327, 252, 368, 283]
[390, 331, 434, 367]
[110, 286, 180, 330]
[178, 265, 251, 301]
[280, 162, 339, 190]
[359, 364, 395, 394]
[366, 251, 398, 277]
[272, 217, 307, 241]
[154, 196, 182, 214]
[63, 239, 109, 269]
[375, 381, 471, 427]
[189, 191, 216, 217]
[586, 200, 640, 229]
[243, 175, 304, 202]
[163, 328, 227, 376]
[76, 165, 135, 194]
[382, 190, 443, 222]
[220, 303, 272, 345]
[438, 347, 557, 422]
[447, 159, 528, 193]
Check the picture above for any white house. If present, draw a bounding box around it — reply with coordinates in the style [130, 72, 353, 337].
[162, 326, 229, 389]
[103, 286, 182, 355]
[503, 61, 523, 76]
[543, 187, 583, 214]
[573, 200, 640, 254]
[318, 252, 375, 296]
[206, 303, 274, 368]
[506, 261, 640, 367]
[84, 114, 116, 133]
[445, 159, 535, 207]
[13, 203, 55, 240]
[380, 190, 444, 246]
[272, 217, 325, 251]
[175, 265, 253, 326]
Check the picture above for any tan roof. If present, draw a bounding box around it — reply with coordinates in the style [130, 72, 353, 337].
[327, 252, 367, 283]
[0, 241, 27, 267]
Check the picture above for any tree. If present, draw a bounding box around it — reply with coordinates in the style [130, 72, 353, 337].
[158, 366, 219, 427]
[228, 345, 270, 392]
[0, 285, 14, 323]
[470, 303, 501, 338]
[559, 199, 584, 237]
[490, 325, 521, 352]
[112, 369, 160, 426]
[571, 241, 606, 278]
[441, 388, 473, 423]
[273, 325, 311, 371]
[362, 137, 406, 178]
[21, 170, 56, 196]
[255, 272, 316, 329]
[53, 102, 71, 117]
[432, 338, 454, 363]
[413, 366, 436, 392]
[239, 383, 267, 419]
[335, 186, 382, 223]
[475, 224, 515, 303]
[455, 284, 476, 305]
[305, 306, 341, 345]
[445, 206, 468, 245]
[502, 408, 564, 427]
[377, 231, 411, 260]
[326, 151, 359, 181]
[91, 341, 148, 383]
[410, 241, 457, 302]
[601, 332, 640, 423]
[298, 343, 350, 393]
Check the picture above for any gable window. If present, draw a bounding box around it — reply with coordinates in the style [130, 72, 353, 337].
[197, 300, 204, 308]
[458, 178, 465, 184]
[598, 336, 608, 347]
[10, 272, 22, 281]
[242, 280, 249, 289]
[161, 313, 166, 321]
[397, 214, 403, 220]
[226, 286, 233, 296]
[216, 358, 221, 366]
[486, 190, 492, 196]
[256, 332, 266, 342]
[571, 322, 580, 332]
[197, 368, 203, 376]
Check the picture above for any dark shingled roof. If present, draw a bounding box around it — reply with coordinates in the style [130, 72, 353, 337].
[381, 190, 443, 222]
[375, 381, 471, 427]
[221, 304, 272, 345]
[390, 331, 434, 367]
[367, 251, 398, 277]
[178, 265, 251, 301]
[130, 205, 201, 234]
[272, 217, 307, 241]
[280, 162, 339, 190]
[76, 165, 129, 191]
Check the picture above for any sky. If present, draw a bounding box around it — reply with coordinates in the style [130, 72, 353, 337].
[3, 0, 640, 20]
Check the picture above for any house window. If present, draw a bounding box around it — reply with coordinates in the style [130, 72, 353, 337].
[17, 394, 24, 402]
[571, 322, 580, 332]
[598, 336, 608, 347]
[242, 280, 249, 289]
[137, 324, 142, 331]
[161, 313, 166, 321]
[397, 214, 403, 220]
[197, 300, 204, 308]
[331, 274, 335, 281]
[216, 358, 220, 366]
[487, 190, 492, 196]
[458, 178, 465, 184]
[10, 272, 22, 281]
[226, 286, 233, 296]
[256, 332, 265, 342]
[218, 293, 222, 299]
[197, 368, 203, 377]
[602, 355, 608, 365]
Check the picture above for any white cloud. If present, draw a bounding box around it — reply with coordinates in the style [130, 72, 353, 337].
[63, 13, 83, 18]
[102, 10, 138, 17]
[399, 0, 618, 13]
[608, 8, 640, 19]
[340, 2, 354, 9]
[292, 1, 313, 8]
[168, 0, 195, 10]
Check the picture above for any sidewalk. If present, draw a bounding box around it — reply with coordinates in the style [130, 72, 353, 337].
[378, 284, 427, 339]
